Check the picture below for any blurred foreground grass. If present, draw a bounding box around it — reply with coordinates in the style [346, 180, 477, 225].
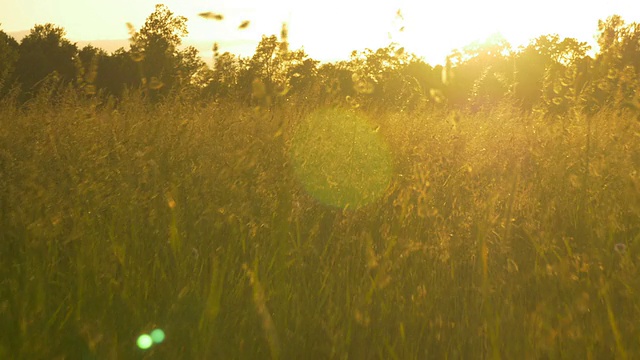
[1, 88, 639, 359]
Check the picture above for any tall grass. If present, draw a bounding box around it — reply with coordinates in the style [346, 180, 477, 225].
[1, 85, 639, 359]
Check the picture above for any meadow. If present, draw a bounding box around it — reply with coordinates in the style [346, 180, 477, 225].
[1, 84, 639, 359]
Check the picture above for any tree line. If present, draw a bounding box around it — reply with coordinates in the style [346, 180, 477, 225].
[1, 4, 639, 116]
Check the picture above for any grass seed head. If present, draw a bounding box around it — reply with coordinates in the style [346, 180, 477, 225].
[199, 12, 224, 21]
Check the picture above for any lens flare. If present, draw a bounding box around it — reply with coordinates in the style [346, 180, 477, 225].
[137, 334, 153, 350]
[291, 108, 392, 208]
[150, 329, 165, 344]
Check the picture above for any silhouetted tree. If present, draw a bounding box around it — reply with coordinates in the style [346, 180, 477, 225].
[287, 58, 319, 96]
[0, 27, 19, 91]
[75, 45, 105, 95]
[238, 35, 282, 104]
[15, 24, 78, 95]
[342, 44, 434, 111]
[445, 34, 513, 109]
[175, 45, 207, 88]
[513, 43, 547, 109]
[349, 45, 400, 108]
[237, 33, 312, 106]
[204, 52, 241, 99]
[589, 16, 640, 110]
[317, 62, 355, 105]
[512, 35, 591, 115]
[402, 60, 442, 99]
[130, 4, 197, 98]
[95, 48, 140, 97]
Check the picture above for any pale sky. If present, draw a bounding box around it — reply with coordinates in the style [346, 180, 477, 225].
[1, 0, 639, 65]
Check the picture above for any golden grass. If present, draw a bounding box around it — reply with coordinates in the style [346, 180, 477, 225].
[1, 87, 639, 358]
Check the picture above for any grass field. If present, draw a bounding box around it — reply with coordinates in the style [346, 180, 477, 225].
[1, 87, 639, 359]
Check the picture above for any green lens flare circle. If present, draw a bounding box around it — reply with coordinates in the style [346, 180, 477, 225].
[291, 108, 392, 208]
[150, 329, 165, 343]
[137, 334, 153, 350]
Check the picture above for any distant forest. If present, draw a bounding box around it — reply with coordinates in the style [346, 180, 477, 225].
[1, 4, 639, 116]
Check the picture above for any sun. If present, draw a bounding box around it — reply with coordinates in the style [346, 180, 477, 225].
[166, 0, 640, 66]
[391, 0, 639, 64]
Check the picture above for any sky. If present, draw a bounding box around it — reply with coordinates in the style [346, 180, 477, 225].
[1, 0, 640, 65]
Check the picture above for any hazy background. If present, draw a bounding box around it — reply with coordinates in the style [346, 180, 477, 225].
[2, 0, 640, 65]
